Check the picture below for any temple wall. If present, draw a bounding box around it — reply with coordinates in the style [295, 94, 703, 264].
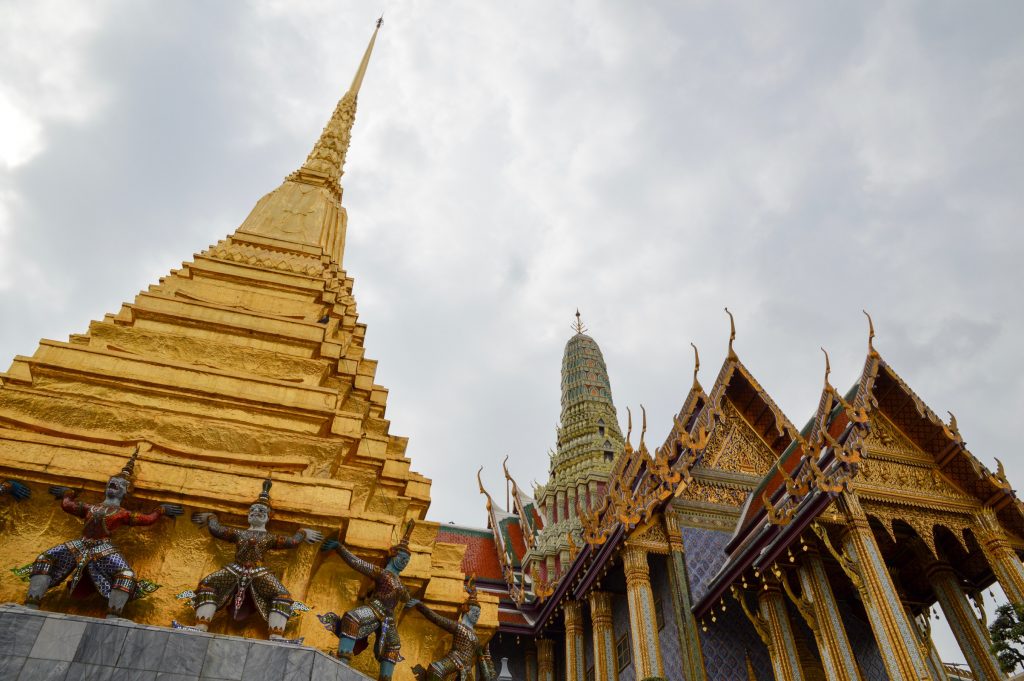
[841, 599, 890, 681]
[651, 556, 683, 680]
[680, 526, 773, 680]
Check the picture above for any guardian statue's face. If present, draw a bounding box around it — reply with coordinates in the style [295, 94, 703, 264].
[465, 604, 481, 626]
[248, 503, 270, 529]
[390, 551, 410, 572]
[105, 476, 128, 502]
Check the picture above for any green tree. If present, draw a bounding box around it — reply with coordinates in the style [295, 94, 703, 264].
[990, 602, 1024, 674]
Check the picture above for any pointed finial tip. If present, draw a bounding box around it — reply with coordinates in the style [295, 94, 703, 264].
[690, 342, 700, 383]
[862, 310, 876, 352]
[572, 309, 587, 334]
[820, 347, 831, 383]
[724, 307, 737, 355]
[376, 15, 383, 29]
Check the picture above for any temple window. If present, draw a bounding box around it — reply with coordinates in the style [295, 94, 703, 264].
[598, 419, 606, 437]
[616, 634, 631, 671]
[603, 440, 613, 462]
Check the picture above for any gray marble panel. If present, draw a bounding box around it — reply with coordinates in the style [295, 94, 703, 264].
[29, 618, 88, 662]
[118, 627, 170, 671]
[66, 661, 116, 680]
[337, 659, 372, 681]
[0, 655, 27, 679]
[158, 632, 210, 676]
[17, 658, 71, 681]
[200, 637, 250, 680]
[110, 669, 158, 681]
[76, 622, 131, 666]
[240, 643, 288, 681]
[283, 648, 314, 681]
[154, 674, 199, 681]
[0, 611, 45, 656]
[312, 652, 339, 681]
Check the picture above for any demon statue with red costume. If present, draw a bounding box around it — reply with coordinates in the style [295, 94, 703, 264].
[25, 447, 182, 617]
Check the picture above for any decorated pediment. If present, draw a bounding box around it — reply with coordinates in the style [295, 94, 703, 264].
[863, 411, 931, 462]
[701, 399, 777, 477]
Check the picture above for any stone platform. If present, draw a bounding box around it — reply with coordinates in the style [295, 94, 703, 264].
[0, 604, 369, 681]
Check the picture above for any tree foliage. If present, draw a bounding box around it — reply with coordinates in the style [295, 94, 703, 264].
[990, 602, 1024, 674]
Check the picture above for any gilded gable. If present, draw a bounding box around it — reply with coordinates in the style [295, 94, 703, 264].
[701, 399, 777, 477]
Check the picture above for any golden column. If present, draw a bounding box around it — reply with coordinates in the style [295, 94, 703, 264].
[537, 639, 556, 681]
[976, 507, 1024, 605]
[589, 591, 619, 681]
[795, 547, 864, 681]
[622, 544, 665, 680]
[758, 579, 806, 681]
[565, 600, 586, 681]
[927, 562, 1005, 681]
[834, 493, 932, 680]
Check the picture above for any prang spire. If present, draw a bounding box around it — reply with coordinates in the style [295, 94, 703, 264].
[297, 17, 382, 189]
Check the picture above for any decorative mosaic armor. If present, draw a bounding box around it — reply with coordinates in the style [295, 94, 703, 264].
[29, 491, 166, 604]
[194, 517, 307, 623]
[412, 605, 496, 681]
[321, 543, 411, 663]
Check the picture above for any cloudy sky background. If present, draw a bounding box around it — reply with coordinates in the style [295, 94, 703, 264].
[2, 0, 1022, 667]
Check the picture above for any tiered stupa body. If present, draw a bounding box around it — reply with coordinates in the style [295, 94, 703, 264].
[528, 318, 624, 582]
[0, 23, 483, 679]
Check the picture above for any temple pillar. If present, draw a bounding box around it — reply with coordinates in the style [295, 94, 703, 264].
[976, 508, 1024, 606]
[557, 489, 567, 523]
[795, 547, 863, 681]
[537, 639, 555, 681]
[665, 512, 706, 681]
[758, 579, 806, 681]
[568, 487, 578, 521]
[565, 600, 586, 681]
[836, 493, 932, 680]
[927, 562, 1005, 681]
[911, 610, 951, 681]
[588, 481, 599, 510]
[623, 544, 665, 680]
[547, 555, 557, 581]
[526, 646, 539, 681]
[589, 591, 619, 681]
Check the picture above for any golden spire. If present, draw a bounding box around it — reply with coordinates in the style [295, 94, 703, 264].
[572, 309, 587, 335]
[296, 18, 382, 189]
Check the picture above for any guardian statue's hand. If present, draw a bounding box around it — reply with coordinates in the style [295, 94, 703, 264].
[405, 598, 421, 609]
[301, 528, 324, 544]
[160, 504, 184, 517]
[3, 480, 30, 500]
[49, 486, 76, 499]
[320, 538, 340, 552]
[191, 512, 215, 526]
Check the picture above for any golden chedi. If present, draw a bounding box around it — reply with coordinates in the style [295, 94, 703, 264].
[0, 19, 491, 680]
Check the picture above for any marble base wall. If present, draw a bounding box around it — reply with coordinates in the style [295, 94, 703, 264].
[0, 604, 368, 681]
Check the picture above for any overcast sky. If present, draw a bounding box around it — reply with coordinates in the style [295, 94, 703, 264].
[2, 0, 1022, 666]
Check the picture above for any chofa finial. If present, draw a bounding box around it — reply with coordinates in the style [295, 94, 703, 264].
[862, 310, 877, 355]
[724, 307, 737, 359]
[820, 347, 831, 385]
[376, 14, 383, 29]
[690, 342, 700, 387]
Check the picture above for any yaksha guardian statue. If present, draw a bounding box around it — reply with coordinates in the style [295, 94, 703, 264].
[25, 448, 182, 617]
[188, 478, 322, 640]
[412, 576, 496, 681]
[319, 521, 417, 681]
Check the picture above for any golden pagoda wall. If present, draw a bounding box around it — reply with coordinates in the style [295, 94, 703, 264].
[0, 228, 492, 679]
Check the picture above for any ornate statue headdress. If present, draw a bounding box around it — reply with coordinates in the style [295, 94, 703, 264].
[113, 446, 141, 487]
[461, 574, 479, 613]
[252, 477, 273, 511]
[390, 519, 414, 556]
